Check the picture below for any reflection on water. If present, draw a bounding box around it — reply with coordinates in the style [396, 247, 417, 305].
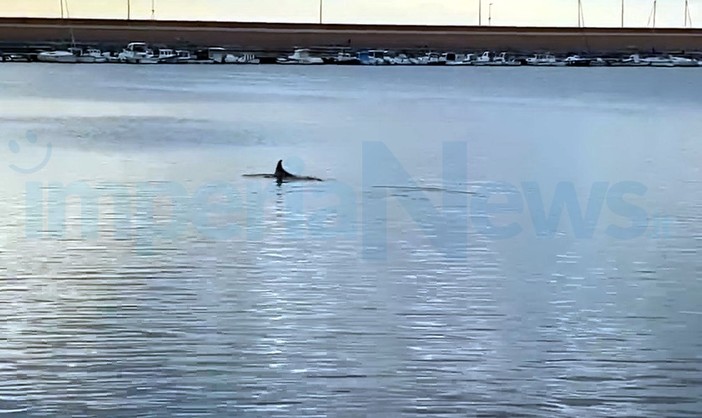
[0, 64, 701, 416]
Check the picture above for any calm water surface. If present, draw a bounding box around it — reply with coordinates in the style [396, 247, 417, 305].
[0, 64, 701, 417]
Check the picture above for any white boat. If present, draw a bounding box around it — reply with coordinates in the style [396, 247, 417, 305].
[564, 55, 592, 66]
[526, 53, 564, 66]
[37, 50, 78, 63]
[370, 50, 390, 65]
[613, 54, 649, 66]
[175, 50, 194, 63]
[489, 52, 522, 66]
[207, 47, 227, 63]
[154, 48, 177, 63]
[224, 53, 261, 64]
[410, 52, 442, 65]
[118, 42, 159, 64]
[473, 51, 493, 66]
[669, 55, 698, 67]
[441, 52, 473, 66]
[333, 52, 360, 65]
[643, 56, 675, 67]
[590, 57, 609, 67]
[158, 49, 193, 64]
[102, 52, 121, 63]
[390, 53, 413, 65]
[72, 47, 107, 63]
[277, 49, 323, 65]
[358, 50, 388, 65]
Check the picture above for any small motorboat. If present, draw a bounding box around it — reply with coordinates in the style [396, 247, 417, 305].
[118, 42, 160, 64]
[277, 49, 324, 65]
[564, 55, 592, 67]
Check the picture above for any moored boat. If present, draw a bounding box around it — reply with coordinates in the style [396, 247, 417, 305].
[526, 53, 565, 66]
[669, 55, 698, 67]
[643, 56, 675, 67]
[332, 52, 360, 65]
[611, 54, 649, 66]
[118, 42, 159, 64]
[489, 52, 522, 66]
[37, 50, 78, 63]
[472, 51, 493, 66]
[442, 52, 472, 66]
[277, 49, 324, 65]
[564, 55, 592, 66]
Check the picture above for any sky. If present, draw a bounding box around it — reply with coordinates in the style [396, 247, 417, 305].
[0, 0, 698, 28]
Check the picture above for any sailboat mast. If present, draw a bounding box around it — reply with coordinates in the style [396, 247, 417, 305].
[479, 0, 482, 26]
[653, 0, 657, 28]
[127, 0, 131, 20]
[152, 0, 155, 20]
[60, 0, 65, 19]
[578, 0, 581, 27]
[621, 0, 624, 27]
[319, 0, 323, 24]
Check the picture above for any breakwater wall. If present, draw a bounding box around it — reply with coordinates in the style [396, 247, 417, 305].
[1, 18, 702, 54]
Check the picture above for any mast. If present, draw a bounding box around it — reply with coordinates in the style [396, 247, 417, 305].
[127, 0, 131, 20]
[60, 0, 64, 19]
[479, 0, 482, 25]
[685, 0, 692, 27]
[489, 2, 493, 26]
[319, 0, 323, 24]
[63, 0, 75, 47]
[621, 0, 624, 27]
[152, 0, 155, 20]
[577, 0, 585, 27]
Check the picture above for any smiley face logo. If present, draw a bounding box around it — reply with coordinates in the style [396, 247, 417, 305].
[8, 131, 52, 174]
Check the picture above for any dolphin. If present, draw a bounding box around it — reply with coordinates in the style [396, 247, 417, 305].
[243, 160, 323, 184]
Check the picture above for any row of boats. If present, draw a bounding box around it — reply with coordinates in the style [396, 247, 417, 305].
[11, 42, 702, 68]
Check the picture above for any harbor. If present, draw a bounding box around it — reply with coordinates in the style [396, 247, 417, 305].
[3, 41, 702, 67]
[2, 17, 702, 67]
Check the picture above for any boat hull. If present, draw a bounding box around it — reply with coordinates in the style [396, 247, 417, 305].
[37, 52, 78, 63]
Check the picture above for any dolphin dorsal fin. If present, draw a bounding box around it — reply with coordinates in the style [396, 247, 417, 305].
[275, 160, 287, 177]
